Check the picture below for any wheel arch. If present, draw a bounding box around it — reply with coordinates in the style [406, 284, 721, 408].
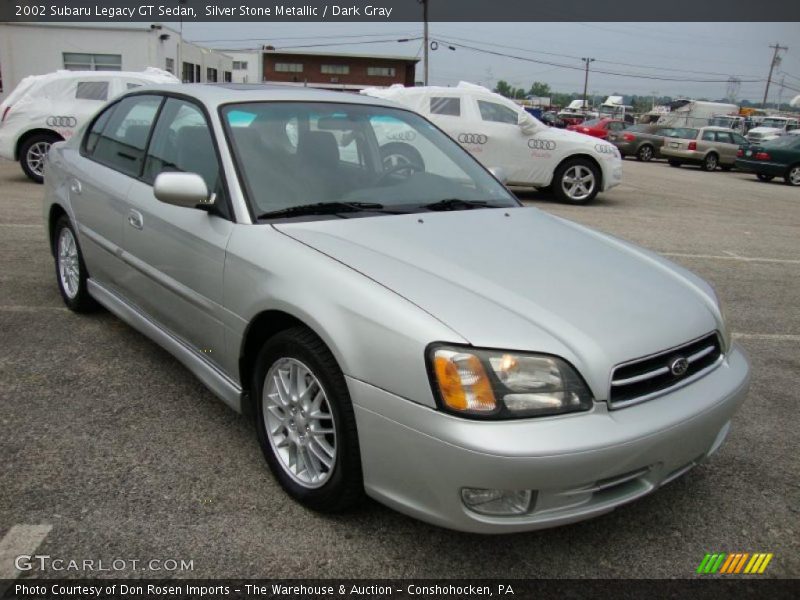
[47, 204, 69, 256]
[15, 129, 64, 161]
[555, 153, 604, 189]
[239, 309, 335, 416]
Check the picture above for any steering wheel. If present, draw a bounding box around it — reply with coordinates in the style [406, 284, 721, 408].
[377, 160, 424, 184]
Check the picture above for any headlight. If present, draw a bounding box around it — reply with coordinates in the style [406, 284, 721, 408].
[428, 345, 593, 419]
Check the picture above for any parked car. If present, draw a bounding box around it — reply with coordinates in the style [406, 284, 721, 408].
[607, 124, 687, 161]
[735, 134, 800, 186]
[0, 68, 178, 183]
[539, 111, 567, 128]
[567, 118, 628, 140]
[745, 116, 800, 145]
[661, 127, 749, 171]
[362, 82, 622, 204]
[44, 83, 748, 533]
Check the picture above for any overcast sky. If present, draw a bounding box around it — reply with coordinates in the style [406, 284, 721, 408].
[179, 21, 800, 103]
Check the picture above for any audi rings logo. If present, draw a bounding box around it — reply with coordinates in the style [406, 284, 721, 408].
[528, 139, 557, 151]
[594, 144, 616, 154]
[458, 133, 488, 144]
[387, 130, 416, 142]
[47, 116, 77, 128]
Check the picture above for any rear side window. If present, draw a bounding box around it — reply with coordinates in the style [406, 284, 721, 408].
[75, 81, 109, 101]
[702, 130, 716, 142]
[430, 97, 460, 116]
[143, 98, 220, 195]
[477, 100, 518, 124]
[89, 95, 162, 177]
[84, 105, 116, 154]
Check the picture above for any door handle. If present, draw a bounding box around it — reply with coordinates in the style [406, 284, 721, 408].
[69, 179, 82, 195]
[127, 210, 143, 230]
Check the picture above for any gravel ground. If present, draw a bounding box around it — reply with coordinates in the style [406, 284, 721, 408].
[0, 157, 798, 579]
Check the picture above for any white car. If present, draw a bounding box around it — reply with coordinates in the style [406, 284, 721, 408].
[745, 116, 800, 146]
[0, 68, 178, 182]
[363, 82, 622, 204]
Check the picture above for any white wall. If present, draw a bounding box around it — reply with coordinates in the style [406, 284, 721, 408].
[223, 51, 261, 84]
[0, 23, 232, 100]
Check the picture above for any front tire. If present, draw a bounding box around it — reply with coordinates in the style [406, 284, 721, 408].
[53, 215, 98, 312]
[553, 158, 600, 204]
[253, 327, 363, 512]
[20, 133, 60, 183]
[785, 165, 800, 186]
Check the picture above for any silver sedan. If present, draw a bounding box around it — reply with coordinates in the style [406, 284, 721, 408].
[43, 84, 749, 533]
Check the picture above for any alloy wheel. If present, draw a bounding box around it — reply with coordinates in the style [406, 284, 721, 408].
[789, 166, 800, 186]
[638, 146, 653, 161]
[26, 141, 51, 178]
[704, 154, 718, 171]
[561, 165, 596, 201]
[57, 227, 80, 299]
[263, 358, 337, 488]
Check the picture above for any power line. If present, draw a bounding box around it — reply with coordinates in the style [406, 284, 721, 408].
[190, 31, 416, 44]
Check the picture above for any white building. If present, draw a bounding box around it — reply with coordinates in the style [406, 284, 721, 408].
[0, 22, 233, 101]
[218, 49, 263, 84]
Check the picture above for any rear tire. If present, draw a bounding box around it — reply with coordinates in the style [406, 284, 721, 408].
[636, 144, 654, 162]
[668, 160, 682, 168]
[702, 153, 719, 172]
[253, 327, 363, 513]
[52, 215, 99, 313]
[785, 165, 800, 186]
[20, 132, 60, 183]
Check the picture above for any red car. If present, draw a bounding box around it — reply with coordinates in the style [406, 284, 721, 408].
[567, 118, 628, 140]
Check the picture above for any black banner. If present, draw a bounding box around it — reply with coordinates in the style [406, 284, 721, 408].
[1, 579, 799, 600]
[2, 0, 800, 22]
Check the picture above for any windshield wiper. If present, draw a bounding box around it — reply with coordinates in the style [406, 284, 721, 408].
[423, 199, 495, 211]
[258, 201, 386, 220]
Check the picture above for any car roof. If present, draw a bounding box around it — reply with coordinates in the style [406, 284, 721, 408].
[701, 126, 736, 132]
[130, 83, 401, 109]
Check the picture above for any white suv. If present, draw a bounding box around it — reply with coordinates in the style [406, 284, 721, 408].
[0, 68, 177, 182]
[363, 82, 622, 204]
[746, 116, 799, 145]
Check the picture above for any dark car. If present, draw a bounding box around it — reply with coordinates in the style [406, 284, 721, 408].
[539, 111, 566, 128]
[607, 124, 684, 162]
[735, 134, 800, 186]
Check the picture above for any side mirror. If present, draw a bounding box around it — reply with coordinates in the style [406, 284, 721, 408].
[517, 111, 538, 135]
[489, 167, 508, 184]
[153, 172, 214, 209]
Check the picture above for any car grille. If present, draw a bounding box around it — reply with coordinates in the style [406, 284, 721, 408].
[609, 332, 723, 408]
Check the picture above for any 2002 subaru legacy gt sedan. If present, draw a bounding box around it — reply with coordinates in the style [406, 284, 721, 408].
[43, 84, 750, 533]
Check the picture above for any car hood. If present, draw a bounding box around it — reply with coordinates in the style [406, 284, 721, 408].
[748, 127, 782, 135]
[275, 208, 721, 397]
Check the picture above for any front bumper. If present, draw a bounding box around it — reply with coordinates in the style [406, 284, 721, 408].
[349, 344, 749, 533]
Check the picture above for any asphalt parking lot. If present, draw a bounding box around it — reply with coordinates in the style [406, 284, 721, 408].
[0, 157, 798, 579]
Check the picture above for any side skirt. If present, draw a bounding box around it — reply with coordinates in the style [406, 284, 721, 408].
[87, 278, 243, 413]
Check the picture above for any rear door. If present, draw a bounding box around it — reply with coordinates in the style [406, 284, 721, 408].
[122, 96, 234, 370]
[70, 94, 162, 290]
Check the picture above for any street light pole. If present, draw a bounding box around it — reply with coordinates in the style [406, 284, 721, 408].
[582, 57, 595, 109]
[421, 0, 429, 85]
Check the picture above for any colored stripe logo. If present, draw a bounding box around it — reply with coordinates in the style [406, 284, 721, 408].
[697, 552, 773, 574]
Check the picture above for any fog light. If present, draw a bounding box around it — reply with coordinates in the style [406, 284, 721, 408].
[461, 488, 533, 516]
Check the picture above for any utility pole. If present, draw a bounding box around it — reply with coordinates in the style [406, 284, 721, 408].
[422, 0, 429, 85]
[582, 58, 595, 109]
[762, 43, 788, 108]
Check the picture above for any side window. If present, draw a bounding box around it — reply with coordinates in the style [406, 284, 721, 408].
[715, 132, 734, 144]
[702, 130, 715, 142]
[430, 97, 460, 116]
[84, 105, 116, 155]
[143, 99, 221, 197]
[477, 100, 518, 125]
[608, 121, 625, 131]
[76, 81, 109, 101]
[90, 95, 162, 177]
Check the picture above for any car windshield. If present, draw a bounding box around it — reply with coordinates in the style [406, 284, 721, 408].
[222, 102, 518, 219]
